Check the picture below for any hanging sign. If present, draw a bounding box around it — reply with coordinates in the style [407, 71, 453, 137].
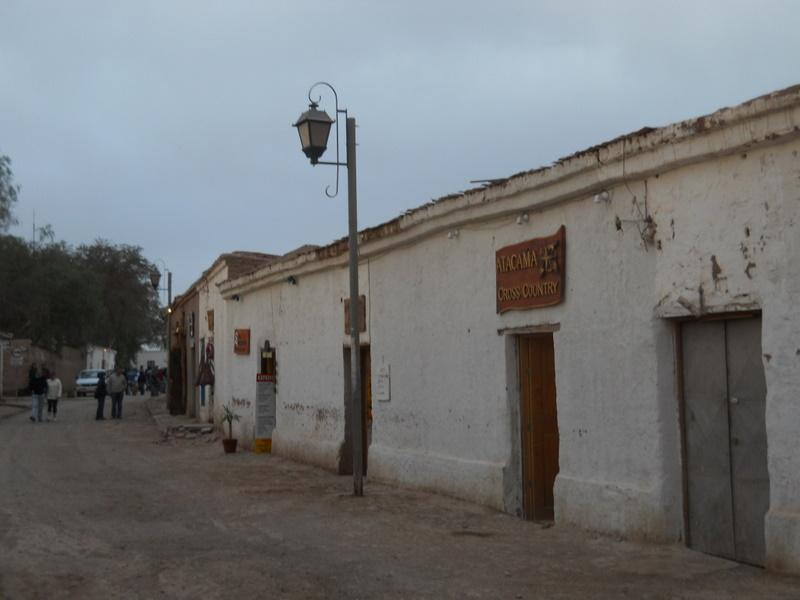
[496, 226, 566, 313]
[233, 329, 251, 355]
[344, 295, 367, 334]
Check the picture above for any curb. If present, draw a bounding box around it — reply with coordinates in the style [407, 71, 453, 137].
[0, 404, 27, 420]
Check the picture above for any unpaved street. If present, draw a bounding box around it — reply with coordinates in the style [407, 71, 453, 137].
[0, 396, 797, 599]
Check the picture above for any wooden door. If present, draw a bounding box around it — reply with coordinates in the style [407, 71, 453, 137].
[340, 345, 372, 476]
[682, 317, 769, 565]
[519, 334, 559, 521]
[361, 346, 372, 476]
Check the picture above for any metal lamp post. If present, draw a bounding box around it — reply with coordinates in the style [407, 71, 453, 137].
[150, 262, 172, 400]
[294, 82, 364, 496]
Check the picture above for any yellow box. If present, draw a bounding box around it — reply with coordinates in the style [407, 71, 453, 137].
[254, 438, 272, 454]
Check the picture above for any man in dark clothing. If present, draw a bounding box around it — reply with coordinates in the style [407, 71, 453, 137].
[29, 366, 47, 423]
[94, 372, 108, 420]
[137, 367, 146, 396]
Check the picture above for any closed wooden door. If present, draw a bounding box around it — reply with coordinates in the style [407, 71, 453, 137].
[361, 346, 372, 476]
[519, 334, 559, 521]
[682, 317, 769, 565]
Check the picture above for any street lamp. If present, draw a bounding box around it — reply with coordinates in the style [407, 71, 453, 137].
[150, 259, 172, 403]
[294, 82, 364, 497]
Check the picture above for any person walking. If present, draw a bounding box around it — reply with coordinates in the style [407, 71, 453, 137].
[94, 372, 108, 420]
[137, 367, 146, 396]
[29, 366, 47, 423]
[46, 370, 63, 421]
[107, 366, 127, 419]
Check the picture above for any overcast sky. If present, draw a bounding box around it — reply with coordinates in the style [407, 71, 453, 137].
[1, 1, 798, 297]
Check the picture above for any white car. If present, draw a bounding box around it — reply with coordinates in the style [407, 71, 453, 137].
[75, 369, 105, 397]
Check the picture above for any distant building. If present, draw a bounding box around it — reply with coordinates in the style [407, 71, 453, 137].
[134, 344, 166, 370]
[168, 252, 276, 421]
[0, 339, 84, 396]
[84, 345, 116, 370]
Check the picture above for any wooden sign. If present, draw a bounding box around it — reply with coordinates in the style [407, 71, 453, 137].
[496, 226, 566, 313]
[344, 295, 367, 334]
[233, 328, 251, 355]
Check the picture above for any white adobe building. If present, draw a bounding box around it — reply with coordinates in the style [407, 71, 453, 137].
[84, 345, 116, 370]
[214, 85, 800, 573]
[191, 252, 276, 423]
[134, 344, 166, 370]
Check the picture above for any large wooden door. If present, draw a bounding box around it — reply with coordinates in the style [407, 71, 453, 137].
[682, 317, 769, 565]
[361, 346, 372, 476]
[519, 334, 559, 521]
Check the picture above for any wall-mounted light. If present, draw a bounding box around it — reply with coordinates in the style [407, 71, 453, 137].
[516, 212, 529, 225]
[287, 275, 298, 285]
[447, 229, 460, 240]
[593, 190, 610, 204]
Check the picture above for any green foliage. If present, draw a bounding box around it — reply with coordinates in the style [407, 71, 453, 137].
[0, 235, 163, 362]
[220, 405, 241, 440]
[0, 155, 19, 231]
[76, 240, 163, 366]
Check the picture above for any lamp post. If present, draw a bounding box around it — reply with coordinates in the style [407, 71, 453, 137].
[150, 261, 172, 401]
[294, 82, 364, 497]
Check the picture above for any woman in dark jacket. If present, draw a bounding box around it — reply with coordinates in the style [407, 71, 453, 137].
[94, 372, 108, 420]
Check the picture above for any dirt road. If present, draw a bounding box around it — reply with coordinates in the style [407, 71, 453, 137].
[0, 396, 797, 599]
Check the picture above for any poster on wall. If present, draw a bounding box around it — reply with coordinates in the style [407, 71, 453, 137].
[255, 373, 276, 439]
[496, 225, 566, 313]
[233, 329, 250, 355]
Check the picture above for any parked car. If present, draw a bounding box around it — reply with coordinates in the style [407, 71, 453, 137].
[75, 369, 105, 397]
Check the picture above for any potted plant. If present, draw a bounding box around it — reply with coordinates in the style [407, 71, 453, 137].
[220, 405, 241, 454]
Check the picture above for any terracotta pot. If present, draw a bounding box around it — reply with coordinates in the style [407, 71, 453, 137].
[222, 438, 238, 454]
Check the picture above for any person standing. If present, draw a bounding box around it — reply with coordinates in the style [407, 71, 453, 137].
[28, 362, 38, 395]
[107, 366, 127, 419]
[137, 367, 146, 396]
[46, 370, 63, 421]
[29, 366, 47, 423]
[94, 371, 108, 420]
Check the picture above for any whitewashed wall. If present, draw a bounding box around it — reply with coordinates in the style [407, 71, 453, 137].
[223, 265, 369, 458]
[197, 265, 228, 424]
[85, 346, 116, 370]
[651, 141, 800, 570]
[220, 92, 800, 571]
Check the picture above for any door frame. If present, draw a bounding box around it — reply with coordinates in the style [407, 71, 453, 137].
[517, 331, 559, 522]
[673, 310, 762, 553]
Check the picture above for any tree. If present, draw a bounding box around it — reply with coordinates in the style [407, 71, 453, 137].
[0, 155, 19, 232]
[77, 240, 163, 367]
[0, 235, 162, 364]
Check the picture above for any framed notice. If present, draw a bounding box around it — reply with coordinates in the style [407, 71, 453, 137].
[255, 373, 276, 439]
[375, 363, 390, 402]
[233, 329, 251, 355]
[496, 226, 566, 313]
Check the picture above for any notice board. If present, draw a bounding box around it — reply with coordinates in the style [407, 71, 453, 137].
[255, 373, 276, 439]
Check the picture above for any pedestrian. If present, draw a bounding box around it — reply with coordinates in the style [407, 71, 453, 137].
[147, 368, 158, 396]
[107, 366, 127, 419]
[29, 366, 47, 423]
[94, 371, 108, 420]
[46, 370, 63, 421]
[137, 366, 146, 396]
[28, 362, 38, 394]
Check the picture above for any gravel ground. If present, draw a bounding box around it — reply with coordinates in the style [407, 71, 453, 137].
[0, 395, 797, 599]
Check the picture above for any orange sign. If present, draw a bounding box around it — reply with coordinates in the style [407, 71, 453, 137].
[496, 226, 566, 313]
[233, 329, 251, 355]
